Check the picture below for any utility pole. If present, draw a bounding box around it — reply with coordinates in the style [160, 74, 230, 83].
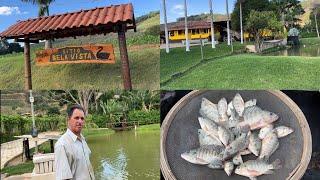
[226, 0, 231, 45]
[240, 0, 245, 44]
[209, 0, 215, 48]
[29, 90, 38, 153]
[162, 0, 170, 53]
[184, 0, 190, 51]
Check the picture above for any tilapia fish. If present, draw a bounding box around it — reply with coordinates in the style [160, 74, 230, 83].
[235, 159, 281, 180]
[259, 132, 279, 161]
[274, 126, 294, 138]
[218, 98, 228, 122]
[181, 145, 224, 168]
[248, 132, 262, 156]
[218, 126, 234, 147]
[223, 133, 249, 160]
[259, 124, 274, 139]
[227, 101, 234, 116]
[239, 106, 279, 130]
[232, 153, 243, 165]
[199, 98, 219, 122]
[198, 117, 219, 138]
[198, 129, 223, 146]
[224, 161, 234, 176]
[232, 93, 245, 117]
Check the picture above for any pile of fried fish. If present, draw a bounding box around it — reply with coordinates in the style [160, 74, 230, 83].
[181, 93, 294, 180]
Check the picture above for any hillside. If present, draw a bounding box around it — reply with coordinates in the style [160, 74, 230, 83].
[137, 13, 160, 32]
[300, 0, 314, 26]
[176, 13, 228, 22]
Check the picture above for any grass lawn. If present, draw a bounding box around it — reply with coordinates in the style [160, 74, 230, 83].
[1, 161, 34, 177]
[0, 46, 159, 89]
[162, 54, 320, 89]
[160, 42, 246, 83]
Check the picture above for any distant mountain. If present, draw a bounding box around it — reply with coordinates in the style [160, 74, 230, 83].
[176, 13, 228, 22]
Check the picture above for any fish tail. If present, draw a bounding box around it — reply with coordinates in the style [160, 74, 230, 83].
[271, 159, 282, 169]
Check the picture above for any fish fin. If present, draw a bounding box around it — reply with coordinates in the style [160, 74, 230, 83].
[249, 177, 257, 180]
[264, 170, 274, 174]
[271, 159, 282, 169]
[258, 155, 269, 162]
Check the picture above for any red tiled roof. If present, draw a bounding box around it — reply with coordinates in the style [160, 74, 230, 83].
[0, 3, 135, 39]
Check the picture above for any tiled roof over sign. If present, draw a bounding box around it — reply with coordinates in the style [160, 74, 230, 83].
[0, 3, 135, 39]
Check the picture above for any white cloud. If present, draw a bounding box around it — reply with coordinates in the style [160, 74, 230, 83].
[171, 4, 184, 16]
[0, 6, 22, 15]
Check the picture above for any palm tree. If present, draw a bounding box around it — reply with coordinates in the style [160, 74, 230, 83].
[21, 0, 55, 49]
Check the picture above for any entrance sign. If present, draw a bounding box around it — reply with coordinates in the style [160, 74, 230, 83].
[36, 44, 115, 65]
[0, 3, 135, 90]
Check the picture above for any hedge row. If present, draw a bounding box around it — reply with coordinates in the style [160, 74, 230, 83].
[0, 115, 65, 135]
[1, 110, 160, 133]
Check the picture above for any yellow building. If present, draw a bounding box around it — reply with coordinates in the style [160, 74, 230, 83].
[160, 21, 228, 43]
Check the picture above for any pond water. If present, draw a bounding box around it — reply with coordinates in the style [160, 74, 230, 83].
[264, 45, 320, 57]
[86, 130, 160, 180]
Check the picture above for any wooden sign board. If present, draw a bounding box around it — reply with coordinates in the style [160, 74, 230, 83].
[35, 44, 115, 65]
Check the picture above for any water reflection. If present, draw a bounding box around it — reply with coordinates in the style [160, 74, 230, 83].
[86, 131, 160, 180]
[99, 148, 128, 180]
[264, 45, 320, 57]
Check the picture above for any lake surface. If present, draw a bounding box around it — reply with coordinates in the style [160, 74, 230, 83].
[86, 130, 160, 180]
[264, 45, 320, 57]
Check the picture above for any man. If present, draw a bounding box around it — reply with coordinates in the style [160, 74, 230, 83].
[55, 105, 95, 180]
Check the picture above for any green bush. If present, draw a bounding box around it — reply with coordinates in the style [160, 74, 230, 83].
[47, 107, 61, 115]
[300, 31, 318, 38]
[0, 115, 65, 143]
[128, 109, 160, 125]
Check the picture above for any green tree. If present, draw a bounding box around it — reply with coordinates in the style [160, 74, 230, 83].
[231, 0, 271, 31]
[245, 10, 283, 53]
[21, 0, 55, 49]
[270, 0, 305, 29]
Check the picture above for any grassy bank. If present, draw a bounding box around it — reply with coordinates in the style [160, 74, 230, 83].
[163, 54, 320, 89]
[82, 128, 115, 138]
[0, 46, 159, 89]
[160, 42, 246, 83]
[136, 123, 160, 132]
[300, 37, 320, 46]
[1, 141, 52, 176]
[1, 161, 34, 177]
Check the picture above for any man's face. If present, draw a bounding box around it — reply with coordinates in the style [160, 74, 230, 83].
[68, 109, 85, 135]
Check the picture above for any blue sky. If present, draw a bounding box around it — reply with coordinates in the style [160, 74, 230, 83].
[0, 0, 159, 32]
[161, 0, 236, 23]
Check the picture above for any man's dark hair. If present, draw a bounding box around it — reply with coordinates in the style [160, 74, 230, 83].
[67, 104, 85, 119]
